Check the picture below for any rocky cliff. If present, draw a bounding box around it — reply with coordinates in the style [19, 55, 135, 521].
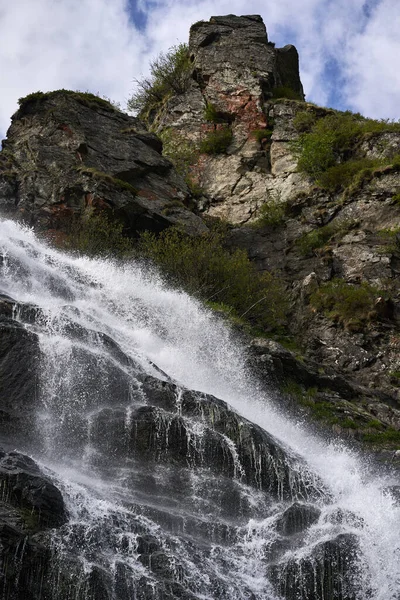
[146, 15, 400, 461]
[0, 90, 206, 237]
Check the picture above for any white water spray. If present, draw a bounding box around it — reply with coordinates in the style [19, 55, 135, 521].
[0, 219, 399, 599]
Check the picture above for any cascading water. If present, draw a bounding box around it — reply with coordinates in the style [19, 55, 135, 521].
[0, 218, 399, 600]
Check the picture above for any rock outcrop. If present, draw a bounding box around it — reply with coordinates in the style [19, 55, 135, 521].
[152, 15, 307, 224]
[0, 91, 207, 237]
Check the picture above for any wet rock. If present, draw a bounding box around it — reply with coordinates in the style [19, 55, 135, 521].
[0, 317, 40, 440]
[269, 533, 360, 600]
[275, 502, 320, 536]
[0, 451, 67, 528]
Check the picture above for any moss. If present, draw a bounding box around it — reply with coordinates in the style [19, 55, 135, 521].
[16, 90, 117, 117]
[162, 200, 185, 215]
[75, 166, 137, 195]
[20, 508, 41, 532]
[362, 428, 400, 446]
[377, 227, 400, 255]
[341, 417, 357, 429]
[199, 127, 233, 155]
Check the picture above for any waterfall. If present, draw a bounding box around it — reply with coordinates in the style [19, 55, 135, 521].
[0, 218, 399, 600]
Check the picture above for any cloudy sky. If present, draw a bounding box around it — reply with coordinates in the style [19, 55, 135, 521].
[1, 0, 399, 139]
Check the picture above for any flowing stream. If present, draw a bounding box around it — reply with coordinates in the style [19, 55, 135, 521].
[0, 218, 399, 599]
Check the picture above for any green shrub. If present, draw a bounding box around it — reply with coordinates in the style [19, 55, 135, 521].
[199, 127, 233, 154]
[65, 210, 133, 257]
[251, 129, 273, 144]
[127, 43, 191, 119]
[392, 192, 400, 204]
[203, 102, 232, 124]
[160, 128, 199, 176]
[316, 158, 382, 192]
[159, 128, 204, 197]
[271, 86, 303, 101]
[253, 196, 287, 228]
[296, 219, 355, 256]
[137, 227, 288, 331]
[362, 428, 400, 445]
[294, 110, 400, 191]
[293, 110, 316, 132]
[377, 227, 400, 255]
[310, 278, 383, 328]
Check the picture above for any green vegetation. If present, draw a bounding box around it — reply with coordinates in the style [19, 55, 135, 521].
[137, 227, 288, 331]
[204, 102, 232, 124]
[271, 86, 303, 101]
[293, 110, 316, 133]
[75, 166, 137, 195]
[162, 200, 185, 215]
[127, 43, 191, 120]
[377, 227, 400, 255]
[251, 129, 273, 144]
[310, 278, 384, 329]
[65, 210, 133, 257]
[362, 427, 400, 445]
[159, 128, 203, 196]
[392, 192, 400, 205]
[199, 126, 233, 154]
[296, 219, 356, 256]
[17, 90, 117, 117]
[253, 196, 288, 228]
[294, 110, 400, 192]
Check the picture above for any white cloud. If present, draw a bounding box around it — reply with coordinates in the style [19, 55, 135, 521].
[0, 0, 145, 137]
[0, 0, 399, 141]
[342, 0, 400, 118]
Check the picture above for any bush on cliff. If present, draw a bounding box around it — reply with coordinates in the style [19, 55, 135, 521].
[128, 44, 191, 119]
[65, 210, 133, 257]
[199, 126, 233, 154]
[310, 278, 384, 330]
[138, 227, 288, 331]
[294, 110, 400, 191]
[159, 128, 203, 196]
[17, 90, 118, 117]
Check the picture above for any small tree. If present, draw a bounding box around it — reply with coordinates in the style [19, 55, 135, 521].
[128, 43, 191, 117]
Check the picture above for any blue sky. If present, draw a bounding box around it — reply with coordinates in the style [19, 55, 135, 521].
[0, 0, 399, 139]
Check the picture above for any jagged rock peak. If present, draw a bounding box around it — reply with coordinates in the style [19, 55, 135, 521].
[188, 14, 304, 101]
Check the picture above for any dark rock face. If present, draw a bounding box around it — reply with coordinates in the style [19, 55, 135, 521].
[0, 307, 40, 442]
[0, 91, 207, 236]
[271, 533, 360, 600]
[0, 449, 67, 600]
